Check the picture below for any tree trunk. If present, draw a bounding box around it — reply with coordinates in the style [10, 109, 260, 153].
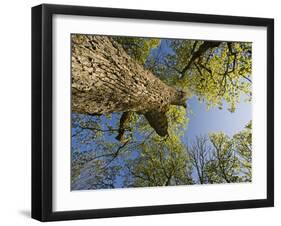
[72, 34, 187, 114]
[71, 34, 187, 137]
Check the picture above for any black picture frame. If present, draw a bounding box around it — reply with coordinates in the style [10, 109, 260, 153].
[32, 3, 274, 222]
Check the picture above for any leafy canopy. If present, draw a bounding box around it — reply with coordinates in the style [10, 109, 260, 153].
[71, 36, 252, 189]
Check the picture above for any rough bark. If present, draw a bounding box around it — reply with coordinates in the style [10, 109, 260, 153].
[71, 34, 188, 136]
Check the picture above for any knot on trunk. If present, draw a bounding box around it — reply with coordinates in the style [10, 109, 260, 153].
[171, 90, 188, 108]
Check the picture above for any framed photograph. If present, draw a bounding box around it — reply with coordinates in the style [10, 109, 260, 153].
[32, 4, 274, 221]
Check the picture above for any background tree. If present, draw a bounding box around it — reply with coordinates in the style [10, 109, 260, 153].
[232, 121, 252, 182]
[207, 132, 241, 183]
[189, 135, 211, 184]
[188, 122, 252, 184]
[113, 36, 160, 65]
[124, 134, 193, 187]
[162, 40, 252, 112]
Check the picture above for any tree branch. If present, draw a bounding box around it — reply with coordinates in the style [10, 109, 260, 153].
[180, 41, 221, 79]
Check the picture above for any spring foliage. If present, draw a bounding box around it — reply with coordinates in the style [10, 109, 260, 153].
[71, 36, 252, 189]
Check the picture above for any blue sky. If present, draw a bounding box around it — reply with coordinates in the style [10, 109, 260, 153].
[185, 96, 251, 141]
